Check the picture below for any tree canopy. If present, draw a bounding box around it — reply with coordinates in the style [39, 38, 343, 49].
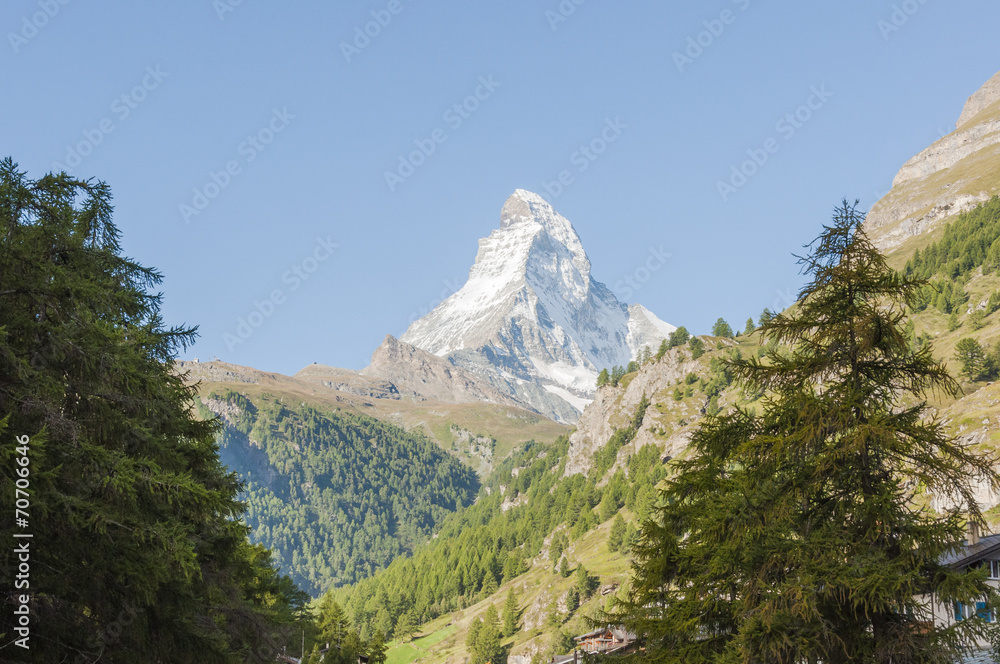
[711, 317, 733, 338]
[0, 159, 306, 661]
[616, 200, 1000, 664]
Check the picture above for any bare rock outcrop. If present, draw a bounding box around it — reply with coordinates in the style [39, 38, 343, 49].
[866, 70, 1000, 253]
[362, 334, 534, 410]
[958, 70, 1000, 128]
[565, 343, 720, 477]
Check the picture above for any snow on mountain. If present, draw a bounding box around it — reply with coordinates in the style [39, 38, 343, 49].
[401, 190, 674, 422]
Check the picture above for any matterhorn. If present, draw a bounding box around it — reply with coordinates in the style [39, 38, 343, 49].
[399, 190, 674, 423]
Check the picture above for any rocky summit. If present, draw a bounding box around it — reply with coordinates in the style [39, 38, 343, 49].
[401, 189, 674, 423]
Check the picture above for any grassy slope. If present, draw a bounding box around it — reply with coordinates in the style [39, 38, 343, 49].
[381, 513, 639, 664]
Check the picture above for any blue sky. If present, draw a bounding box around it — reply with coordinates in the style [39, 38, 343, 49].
[4, 1, 999, 375]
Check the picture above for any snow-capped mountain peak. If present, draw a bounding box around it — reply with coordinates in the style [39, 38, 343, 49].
[401, 190, 674, 422]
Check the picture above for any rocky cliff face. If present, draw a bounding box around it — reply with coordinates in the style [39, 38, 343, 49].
[563, 338, 742, 478]
[360, 334, 531, 410]
[866, 70, 1000, 253]
[401, 190, 675, 422]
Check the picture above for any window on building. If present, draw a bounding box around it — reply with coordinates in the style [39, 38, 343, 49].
[955, 602, 966, 621]
[990, 560, 1000, 579]
[976, 602, 994, 622]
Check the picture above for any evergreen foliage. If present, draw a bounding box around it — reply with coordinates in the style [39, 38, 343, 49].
[575, 565, 598, 600]
[592, 396, 650, 478]
[212, 390, 479, 595]
[620, 523, 639, 554]
[596, 368, 610, 388]
[688, 336, 705, 360]
[329, 429, 670, 640]
[368, 630, 388, 664]
[668, 326, 690, 348]
[954, 337, 1000, 382]
[607, 514, 626, 552]
[616, 200, 1000, 663]
[468, 606, 504, 664]
[502, 590, 520, 637]
[711, 317, 734, 338]
[904, 197, 1000, 315]
[905, 196, 1000, 280]
[0, 159, 306, 662]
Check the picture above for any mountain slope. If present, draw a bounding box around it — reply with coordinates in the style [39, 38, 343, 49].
[203, 389, 480, 595]
[401, 190, 674, 422]
[867, 69, 1000, 253]
[180, 359, 569, 474]
[327, 334, 758, 664]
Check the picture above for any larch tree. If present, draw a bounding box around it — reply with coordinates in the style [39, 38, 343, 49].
[616, 200, 1000, 664]
[0, 159, 305, 662]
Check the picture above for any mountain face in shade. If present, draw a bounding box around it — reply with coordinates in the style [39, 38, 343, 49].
[401, 189, 674, 422]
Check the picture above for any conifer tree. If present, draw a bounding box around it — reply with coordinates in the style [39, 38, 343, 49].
[368, 630, 388, 664]
[616, 200, 1000, 664]
[0, 159, 305, 661]
[711, 317, 733, 338]
[502, 590, 520, 637]
[576, 565, 598, 599]
[319, 596, 350, 649]
[470, 606, 503, 664]
[668, 326, 691, 348]
[607, 514, 626, 552]
[620, 523, 639, 554]
[597, 368, 610, 388]
[956, 337, 988, 380]
[467, 618, 484, 651]
[395, 610, 417, 642]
